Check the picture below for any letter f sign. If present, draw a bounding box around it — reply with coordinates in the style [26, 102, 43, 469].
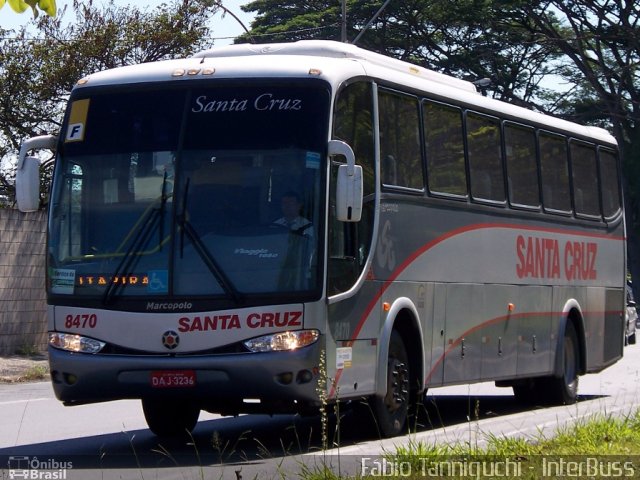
[66, 123, 85, 142]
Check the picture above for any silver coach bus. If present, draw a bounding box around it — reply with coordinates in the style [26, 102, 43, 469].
[16, 40, 625, 438]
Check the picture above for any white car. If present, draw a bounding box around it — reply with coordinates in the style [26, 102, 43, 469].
[625, 284, 637, 346]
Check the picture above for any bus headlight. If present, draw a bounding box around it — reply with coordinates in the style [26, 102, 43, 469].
[243, 329, 319, 352]
[49, 332, 106, 354]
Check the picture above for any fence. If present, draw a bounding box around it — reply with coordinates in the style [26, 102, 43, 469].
[0, 209, 47, 355]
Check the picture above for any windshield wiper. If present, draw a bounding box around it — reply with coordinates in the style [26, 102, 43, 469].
[178, 178, 242, 304]
[102, 176, 169, 305]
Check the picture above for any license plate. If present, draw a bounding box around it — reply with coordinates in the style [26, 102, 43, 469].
[150, 370, 196, 388]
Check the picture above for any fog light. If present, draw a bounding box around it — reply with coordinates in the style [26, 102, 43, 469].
[296, 370, 313, 384]
[276, 372, 294, 385]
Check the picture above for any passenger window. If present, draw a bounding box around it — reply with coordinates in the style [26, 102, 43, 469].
[570, 141, 600, 218]
[378, 89, 423, 190]
[423, 100, 467, 197]
[539, 132, 571, 212]
[599, 149, 621, 218]
[466, 112, 504, 202]
[504, 123, 539, 207]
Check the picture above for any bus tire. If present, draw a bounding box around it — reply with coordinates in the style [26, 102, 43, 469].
[142, 399, 200, 437]
[541, 321, 580, 405]
[372, 330, 410, 438]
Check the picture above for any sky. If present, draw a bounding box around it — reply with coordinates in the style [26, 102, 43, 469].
[0, 0, 256, 46]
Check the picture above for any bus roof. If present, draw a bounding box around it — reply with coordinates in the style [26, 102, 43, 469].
[193, 40, 615, 146]
[75, 40, 616, 147]
[192, 40, 479, 94]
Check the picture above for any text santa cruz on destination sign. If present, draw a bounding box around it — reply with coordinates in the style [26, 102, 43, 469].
[191, 93, 303, 113]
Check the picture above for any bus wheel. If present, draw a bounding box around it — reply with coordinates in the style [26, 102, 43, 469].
[372, 330, 410, 438]
[142, 399, 200, 437]
[542, 321, 580, 405]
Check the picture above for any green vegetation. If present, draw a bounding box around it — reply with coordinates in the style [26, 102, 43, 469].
[18, 363, 49, 382]
[15, 342, 41, 356]
[0, 0, 56, 18]
[298, 410, 640, 479]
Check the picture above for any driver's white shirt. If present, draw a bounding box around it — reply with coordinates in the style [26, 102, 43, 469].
[273, 216, 314, 239]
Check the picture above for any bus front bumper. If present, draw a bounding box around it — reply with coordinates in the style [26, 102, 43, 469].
[48, 341, 323, 415]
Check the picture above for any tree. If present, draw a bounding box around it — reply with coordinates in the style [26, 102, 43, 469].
[240, 0, 562, 109]
[0, 0, 56, 17]
[512, 0, 640, 289]
[0, 0, 217, 205]
[242, 0, 640, 284]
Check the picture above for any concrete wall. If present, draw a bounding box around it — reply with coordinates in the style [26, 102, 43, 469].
[0, 209, 47, 355]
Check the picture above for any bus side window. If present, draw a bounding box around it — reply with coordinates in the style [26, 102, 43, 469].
[599, 149, 621, 219]
[504, 123, 539, 208]
[466, 112, 504, 202]
[570, 141, 600, 218]
[378, 89, 423, 191]
[539, 132, 571, 213]
[423, 100, 467, 197]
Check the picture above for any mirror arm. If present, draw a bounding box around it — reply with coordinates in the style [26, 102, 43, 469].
[18, 135, 57, 169]
[328, 140, 356, 175]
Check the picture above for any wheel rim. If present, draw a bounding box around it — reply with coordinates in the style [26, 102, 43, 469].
[384, 356, 409, 414]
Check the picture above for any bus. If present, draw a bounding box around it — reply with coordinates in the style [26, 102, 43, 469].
[16, 40, 625, 438]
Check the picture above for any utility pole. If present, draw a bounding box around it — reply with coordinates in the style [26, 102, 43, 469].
[341, 0, 347, 42]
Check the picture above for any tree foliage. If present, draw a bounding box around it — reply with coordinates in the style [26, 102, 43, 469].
[0, 0, 216, 203]
[240, 0, 640, 281]
[240, 0, 563, 110]
[513, 0, 640, 283]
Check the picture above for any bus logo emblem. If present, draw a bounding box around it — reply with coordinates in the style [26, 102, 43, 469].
[162, 330, 180, 350]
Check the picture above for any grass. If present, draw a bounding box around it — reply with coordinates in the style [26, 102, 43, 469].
[18, 364, 49, 382]
[298, 409, 640, 479]
[15, 343, 42, 357]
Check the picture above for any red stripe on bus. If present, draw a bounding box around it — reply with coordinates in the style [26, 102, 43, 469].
[328, 222, 623, 399]
[423, 308, 623, 384]
[422, 310, 558, 384]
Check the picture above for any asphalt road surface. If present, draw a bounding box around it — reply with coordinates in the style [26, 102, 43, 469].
[1, 343, 639, 479]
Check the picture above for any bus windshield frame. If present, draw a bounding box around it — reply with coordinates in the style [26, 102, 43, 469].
[47, 79, 331, 311]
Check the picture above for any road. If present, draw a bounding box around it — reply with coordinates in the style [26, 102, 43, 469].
[1, 344, 639, 479]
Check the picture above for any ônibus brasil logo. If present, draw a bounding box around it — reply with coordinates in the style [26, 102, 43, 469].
[8, 456, 72, 479]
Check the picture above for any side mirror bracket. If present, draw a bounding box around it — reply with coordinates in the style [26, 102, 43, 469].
[329, 139, 363, 222]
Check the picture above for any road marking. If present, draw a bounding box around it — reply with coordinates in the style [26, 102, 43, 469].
[0, 398, 49, 406]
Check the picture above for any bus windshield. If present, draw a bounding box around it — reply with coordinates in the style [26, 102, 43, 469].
[48, 82, 330, 303]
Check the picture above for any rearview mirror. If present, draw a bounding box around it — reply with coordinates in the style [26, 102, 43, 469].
[16, 135, 57, 212]
[16, 156, 41, 212]
[329, 140, 362, 222]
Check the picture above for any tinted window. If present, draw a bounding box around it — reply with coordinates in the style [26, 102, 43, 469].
[505, 123, 539, 207]
[466, 112, 504, 201]
[539, 132, 571, 212]
[330, 82, 376, 295]
[571, 141, 600, 217]
[185, 84, 329, 151]
[63, 90, 184, 156]
[379, 89, 423, 189]
[599, 149, 621, 218]
[424, 100, 467, 196]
